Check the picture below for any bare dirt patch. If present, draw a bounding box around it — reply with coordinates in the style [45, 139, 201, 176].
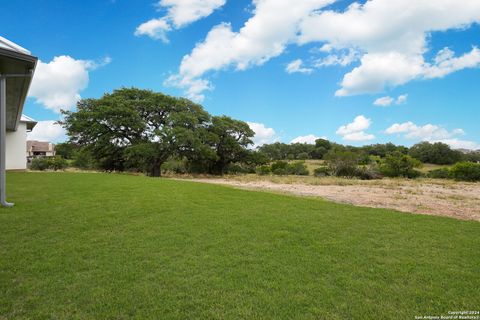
[179, 176, 480, 221]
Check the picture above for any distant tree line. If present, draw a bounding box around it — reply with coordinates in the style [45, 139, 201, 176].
[258, 139, 479, 165]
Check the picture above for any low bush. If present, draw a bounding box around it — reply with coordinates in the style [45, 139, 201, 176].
[297, 152, 309, 160]
[324, 151, 359, 178]
[225, 163, 251, 174]
[30, 158, 50, 171]
[380, 152, 422, 178]
[261, 161, 310, 176]
[313, 166, 330, 177]
[270, 161, 289, 175]
[355, 165, 382, 180]
[288, 162, 309, 176]
[427, 168, 451, 179]
[49, 156, 68, 171]
[72, 148, 96, 170]
[256, 165, 271, 175]
[449, 162, 480, 181]
[30, 156, 68, 171]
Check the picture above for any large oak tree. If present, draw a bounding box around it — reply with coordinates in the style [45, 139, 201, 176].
[61, 88, 211, 176]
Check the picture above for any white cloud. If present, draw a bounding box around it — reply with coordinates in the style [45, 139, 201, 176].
[286, 59, 313, 74]
[29, 55, 110, 113]
[334, 52, 424, 96]
[166, 0, 480, 100]
[164, 74, 213, 102]
[373, 94, 408, 106]
[385, 121, 465, 140]
[135, 18, 171, 42]
[167, 0, 334, 100]
[299, 0, 480, 96]
[337, 115, 371, 135]
[135, 0, 226, 41]
[424, 46, 480, 79]
[318, 43, 333, 53]
[291, 134, 327, 144]
[247, 121, 277, 146]
[27, 121, 66, 143]
[341, 131, 375, 142]
[336, 115, 375, 141]
[314, 48, 358, 67]
[373, 96, 394, 107]
[396, 94, 408, 105]
[386, 122, 480, 150]
[433, 139, 480, 150]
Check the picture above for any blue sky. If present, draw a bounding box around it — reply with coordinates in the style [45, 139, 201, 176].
[2, 0, 480, 149]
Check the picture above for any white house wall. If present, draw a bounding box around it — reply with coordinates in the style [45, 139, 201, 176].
[6, 122, 27, 170]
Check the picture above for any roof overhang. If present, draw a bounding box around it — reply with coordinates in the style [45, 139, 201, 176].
[0, 40, 37, 132]
[20, 114, 37, 131]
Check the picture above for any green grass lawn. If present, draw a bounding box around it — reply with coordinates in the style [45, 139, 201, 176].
[1, 173, 479, 319]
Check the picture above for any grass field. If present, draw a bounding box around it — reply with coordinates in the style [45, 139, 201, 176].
[1, 173, 479, 319]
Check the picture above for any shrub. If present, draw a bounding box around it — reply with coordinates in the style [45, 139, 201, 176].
[271, 161, 289, 175]
[72, 148, 96, 169]
[256, 165, 271, 175]
[30, 158, 50, 171]
[297, 152, 309, 160]
[30, 156, 68, 171]
[226, 163, 250, 174]
[313, 166, 330, 177]
[355, 165, 382, 180]
[427, 168, 451, 179]
[380, 152, 422, 178]
[49, 156, 68, 171]
[267, 161, 309, 176]
[288, 162, 309, 176]
[449, 162, 480, 181]
[324, 150, 359, 177]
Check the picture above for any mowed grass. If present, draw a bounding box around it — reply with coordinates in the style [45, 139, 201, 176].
[1, 173, 479, 319]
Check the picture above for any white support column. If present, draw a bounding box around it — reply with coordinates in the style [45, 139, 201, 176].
[0, 76, 14, 207]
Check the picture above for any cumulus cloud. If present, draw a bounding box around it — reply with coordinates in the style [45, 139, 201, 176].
[27, 121, 66, 143]
[29, 56, 110, 113]
[166, 0, 334, 101]
[424, 47, 480, 79]
[135, 18, 172, 42]
[373, 94, 408, 106]
[299, 0, 480, 96]
[373, 96, 394, 107]
[164, 74, 213, 102]
[291, 134, 327, 144]
[135, 0, 226, 41]
[314, 48, 358, 67]
[385, 121, 465, 140]
[336, 115, 375, 141]
[285, 59, 313, 74]
[334, 52, 424, 96]
[165, 0, 480, 100]
[385, 121, 480, 149]
[433, 139, 480, 150]
[247, 121, 277, 146]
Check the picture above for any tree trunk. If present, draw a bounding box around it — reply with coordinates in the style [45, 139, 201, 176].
[150, 161, 162, 177]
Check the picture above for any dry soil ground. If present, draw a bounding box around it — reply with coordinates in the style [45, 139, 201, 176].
[179, 175, 480, 221]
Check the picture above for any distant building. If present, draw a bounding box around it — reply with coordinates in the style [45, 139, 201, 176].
[6, 115, 37, 170]
[26, 140, 56, 159]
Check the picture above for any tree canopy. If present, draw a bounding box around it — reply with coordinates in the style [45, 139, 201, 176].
[61, 88, 254, 176]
